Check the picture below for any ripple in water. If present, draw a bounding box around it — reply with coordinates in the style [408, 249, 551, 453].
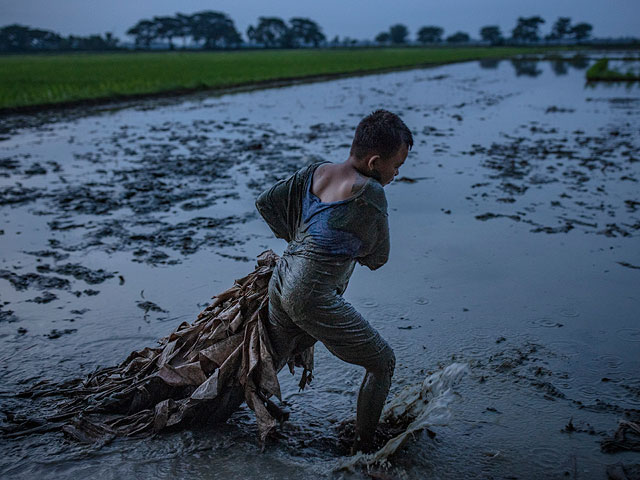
[457, 343, 494, 360]
[546, 340, 587, 357]
[530, 317, 564, 328]
[596, 354, 624, 370]
[576, 382, 602, 401]
[558, 308, 580, 318]
[527, 445, 563, 470]
[360, 299, 379, 308]
[616, 328, 640, 342]
[414, 297, 430, 305]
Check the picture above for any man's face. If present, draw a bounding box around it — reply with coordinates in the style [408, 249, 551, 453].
[371, 143, 409, 186]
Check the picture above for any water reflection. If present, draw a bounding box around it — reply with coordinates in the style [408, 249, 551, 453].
[567, 54, 589, 69]
[510, 59, 543, 77]
[478, 55, 590, 77]
[478, 58, 500, 70]
[551, 60, 569, 76]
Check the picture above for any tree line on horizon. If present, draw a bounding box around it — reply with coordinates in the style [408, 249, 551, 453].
[0, 11, 619, 53]
[376, 17, 594, 46]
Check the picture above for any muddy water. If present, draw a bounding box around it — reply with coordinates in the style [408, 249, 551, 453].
[1, 54, 639, 479]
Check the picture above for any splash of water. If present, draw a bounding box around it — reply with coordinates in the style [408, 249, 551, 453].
[337, 362, 470, 471]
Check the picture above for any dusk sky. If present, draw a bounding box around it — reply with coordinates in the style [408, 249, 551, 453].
[1, 0, 639, 41]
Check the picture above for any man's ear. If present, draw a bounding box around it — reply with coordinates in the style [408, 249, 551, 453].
[365, 154, 381, 172]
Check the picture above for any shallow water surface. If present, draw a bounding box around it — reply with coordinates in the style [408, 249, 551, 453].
[1, 54, 639, 479]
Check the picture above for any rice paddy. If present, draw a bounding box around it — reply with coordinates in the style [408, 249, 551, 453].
[1, 46, 574, 110]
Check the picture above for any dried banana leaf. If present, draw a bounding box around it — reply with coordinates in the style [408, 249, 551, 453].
[2, 250, 312, 446]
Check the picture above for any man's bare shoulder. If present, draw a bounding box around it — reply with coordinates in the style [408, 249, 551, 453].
[311, 163, 367, 203]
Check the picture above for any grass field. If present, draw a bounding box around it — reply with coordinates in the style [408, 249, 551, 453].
[586, 58, 640, 81]
[1, 47, 577, 110]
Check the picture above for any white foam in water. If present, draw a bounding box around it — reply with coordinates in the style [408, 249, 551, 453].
[337, 362, 470, 471]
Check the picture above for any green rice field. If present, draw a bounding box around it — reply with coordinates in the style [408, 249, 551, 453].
[586, 58, 640, 81]
[1, 47, 574, 110]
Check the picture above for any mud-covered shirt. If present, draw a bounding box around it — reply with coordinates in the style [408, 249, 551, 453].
[255, 161, 390, 271]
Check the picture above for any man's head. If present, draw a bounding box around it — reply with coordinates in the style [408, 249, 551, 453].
[350, 109, 413, 186]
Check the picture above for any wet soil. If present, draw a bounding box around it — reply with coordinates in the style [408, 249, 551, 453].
[1, 52, 639, 479]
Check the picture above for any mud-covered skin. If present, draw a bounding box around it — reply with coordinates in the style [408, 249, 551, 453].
[256, 162, 395, 448]
[256, 162, 390, 269]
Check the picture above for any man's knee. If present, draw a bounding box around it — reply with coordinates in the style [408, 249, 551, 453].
[371, 344, 395, 379]
[385, 346, 396, 378]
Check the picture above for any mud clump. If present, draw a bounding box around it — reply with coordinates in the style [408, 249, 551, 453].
[0, 270, 71, 291]
[336, 418, 429, 455]
[27, 292, 58, 304]
[46, 328, 77, 339]
[602, 410, 640, 453]
[0, 186, 41, 206]
[545, 106, 575, 114]
[0, 308, 19, 323]
[36, 264, 115, 284]
[136, 300, 168, 322]
[617, 261, 640, 270]
[24, 250, 69, 261]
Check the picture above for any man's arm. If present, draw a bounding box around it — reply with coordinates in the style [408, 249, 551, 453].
[357, 213, 390, 271]
[255, 166, 309, 243]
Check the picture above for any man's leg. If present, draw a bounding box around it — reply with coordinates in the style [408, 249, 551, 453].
[290, 293, 396, 452]
[353, 343, 395, 452]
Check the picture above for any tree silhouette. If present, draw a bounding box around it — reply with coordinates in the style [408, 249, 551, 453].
[288, 17, 325, 47]
[389, 24, 409, 44]
[153, 16, 182, 49]
[190, 11, 242, 49]
[0, 24, 122, 52]
[511, 16, 545, 43]
[480, 26, 503, 45]
[127, 19, 156, 48]
[175, 13, 192, 48]
[104, 32, 118, 49]
[247, 17, 290, 48]
[446, 31, 470, 44]
[571, 23, 593, 41]
[417, 26, 443, 44]
[375, 32, 390, 44]
[0, 24, 36, 51]
[547, 17, 572, 40]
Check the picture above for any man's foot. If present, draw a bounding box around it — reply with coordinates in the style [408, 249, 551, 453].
[349, 435, 375, 456]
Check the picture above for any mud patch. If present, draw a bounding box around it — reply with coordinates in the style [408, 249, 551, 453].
[465, 119, 640, 236]
[35, 263, 115, 285]
[0, 270, 71, 291]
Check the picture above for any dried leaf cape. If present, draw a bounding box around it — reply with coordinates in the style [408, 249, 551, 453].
[4, 250, 312, 445]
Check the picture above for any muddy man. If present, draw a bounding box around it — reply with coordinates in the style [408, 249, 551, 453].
[255, 109, 413, 453]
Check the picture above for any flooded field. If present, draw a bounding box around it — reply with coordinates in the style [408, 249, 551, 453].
[1, 53, 639, 479]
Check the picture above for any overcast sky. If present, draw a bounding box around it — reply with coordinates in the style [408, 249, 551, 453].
[1, 0, 638, 41]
